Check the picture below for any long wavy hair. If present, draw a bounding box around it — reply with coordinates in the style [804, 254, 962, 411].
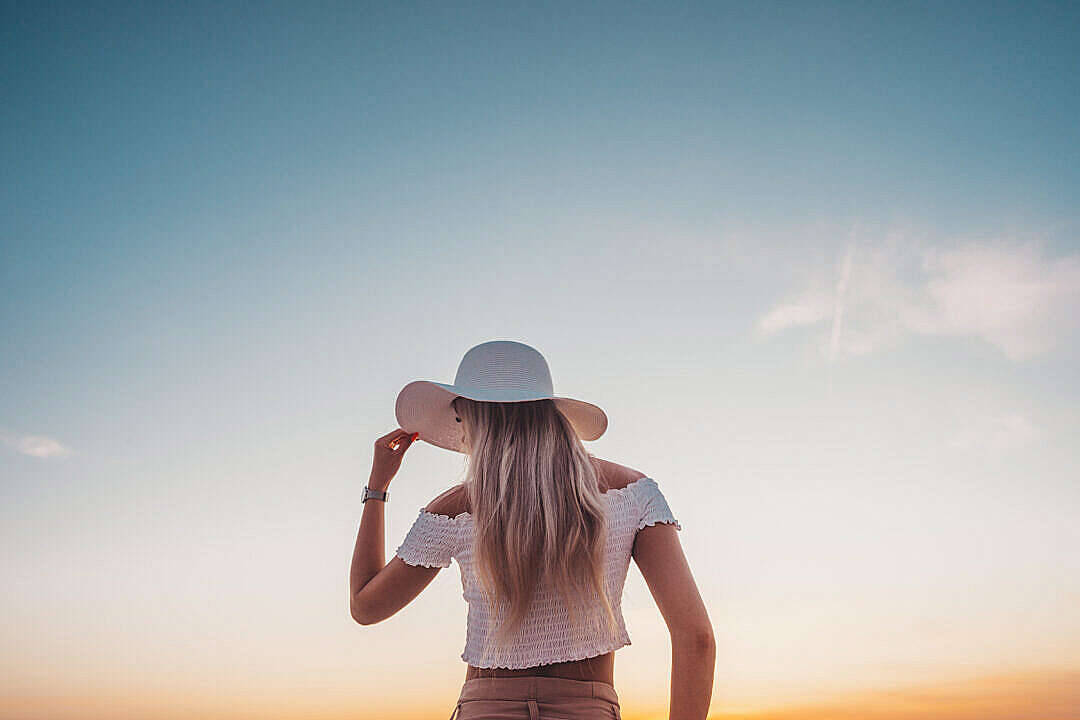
[452, 396, 620, 656]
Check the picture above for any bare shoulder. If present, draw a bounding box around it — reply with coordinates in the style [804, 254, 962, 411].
[590, 456, 647, 492]
[423, 482, 469, 518]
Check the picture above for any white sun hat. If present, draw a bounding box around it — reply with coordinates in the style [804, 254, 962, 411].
[395, 340, 609, 453]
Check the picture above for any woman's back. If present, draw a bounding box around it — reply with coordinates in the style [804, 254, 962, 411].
[394, 457, 687, 686]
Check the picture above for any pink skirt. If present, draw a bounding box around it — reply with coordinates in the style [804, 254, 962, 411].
[447, 675, 622, 720]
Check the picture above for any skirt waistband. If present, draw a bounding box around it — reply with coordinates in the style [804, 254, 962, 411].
[457, 675, 619, 706]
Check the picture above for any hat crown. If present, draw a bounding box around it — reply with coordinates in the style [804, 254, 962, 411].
[454, 340, 554, 397]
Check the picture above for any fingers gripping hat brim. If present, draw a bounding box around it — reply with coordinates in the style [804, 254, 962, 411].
[395, 380, 608, 454]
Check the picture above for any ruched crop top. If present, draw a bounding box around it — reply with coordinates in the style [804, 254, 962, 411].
[394, 476, 681, 669]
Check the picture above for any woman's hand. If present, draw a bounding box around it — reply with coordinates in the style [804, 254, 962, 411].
[369, 428, 420, 490]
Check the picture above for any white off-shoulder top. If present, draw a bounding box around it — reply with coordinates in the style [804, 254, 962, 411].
[394, 476, 681, 669]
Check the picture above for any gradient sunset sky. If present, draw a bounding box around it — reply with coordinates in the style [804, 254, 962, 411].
[3, 2, 1079, 719]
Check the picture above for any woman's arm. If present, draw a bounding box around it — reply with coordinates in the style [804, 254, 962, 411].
[349, 471, 390, 619]
[349, 429, 417, 619]
[634, 523, 716, 720]
[671, 625, 716, 720]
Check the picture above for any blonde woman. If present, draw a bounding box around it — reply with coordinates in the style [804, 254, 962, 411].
[349, 341, 715, 719]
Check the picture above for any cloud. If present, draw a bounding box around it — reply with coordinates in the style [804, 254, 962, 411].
[828, 241, 856, 365]
[0, 431, 71, 459]
[757, 238, 1080, 362]
[756, 293, 832, 335]
[916, 243, 1080, 360]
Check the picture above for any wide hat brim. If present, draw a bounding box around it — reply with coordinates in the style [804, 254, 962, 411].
[395, 380, 608, 453]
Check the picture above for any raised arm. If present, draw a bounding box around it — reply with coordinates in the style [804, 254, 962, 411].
[634, 523, 715, 720]
[349, 485, 462, 625]
[349, 429, 455, 625]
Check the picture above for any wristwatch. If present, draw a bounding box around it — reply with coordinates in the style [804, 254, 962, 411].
[362, 485, 389, 503]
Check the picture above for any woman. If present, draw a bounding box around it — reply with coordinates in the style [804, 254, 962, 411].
[349, 341, 715, 719]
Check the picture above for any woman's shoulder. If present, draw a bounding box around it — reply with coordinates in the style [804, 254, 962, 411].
[590, 456, 648, 493]
[423, 482, 470, 519]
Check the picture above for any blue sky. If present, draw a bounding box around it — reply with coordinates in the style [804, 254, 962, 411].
[3, 3, 1079, 718]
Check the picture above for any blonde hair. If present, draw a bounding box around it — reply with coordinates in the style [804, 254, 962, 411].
[452, 396, 620, 656]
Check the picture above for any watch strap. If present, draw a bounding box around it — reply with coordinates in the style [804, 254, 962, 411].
[363, 486, 389, 503]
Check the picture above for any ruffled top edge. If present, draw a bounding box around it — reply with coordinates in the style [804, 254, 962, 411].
[412, 475, 659, 525]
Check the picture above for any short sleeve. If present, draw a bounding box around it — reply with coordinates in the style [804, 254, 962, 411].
[632, 477, 682, 531]
[394, 508, 461, 568]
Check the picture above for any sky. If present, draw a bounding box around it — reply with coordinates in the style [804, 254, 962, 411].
[3, 2, 1079, 719]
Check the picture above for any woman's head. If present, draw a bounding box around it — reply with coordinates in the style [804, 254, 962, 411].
[451, 396, 620, 655]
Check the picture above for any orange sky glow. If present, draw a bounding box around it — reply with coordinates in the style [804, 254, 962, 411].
[3, 669, 1078, 720]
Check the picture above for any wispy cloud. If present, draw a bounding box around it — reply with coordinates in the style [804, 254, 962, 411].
[756, 293, 832, 335]
[828, 237, 856, 367]
[757, 238, 1080, 361]
[0, 430, 71, 459]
